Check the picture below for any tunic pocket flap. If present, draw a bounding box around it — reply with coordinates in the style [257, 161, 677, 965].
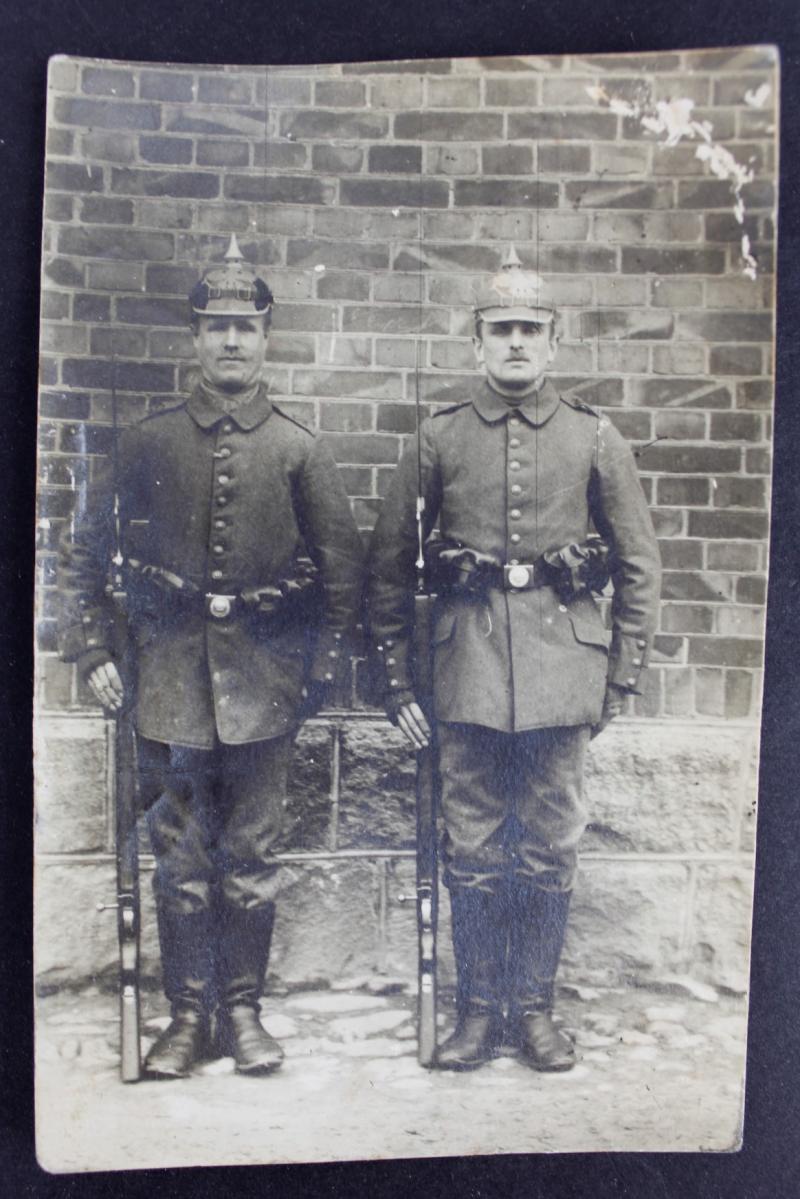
[567, 611, 611, 651]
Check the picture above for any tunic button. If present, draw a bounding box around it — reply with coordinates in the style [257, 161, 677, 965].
[218, 474, 230, 485]
[626, 677, 636, 687]
[509, 417, 520, 427]
[213, 544, 225, 555]
[82, 615, 92, 625]
[511, 484, 522, 495]
[324, 672, 334, 682]
[222, 423, 233, 434]
[217, 496, 227, 506]
[385, 639, 394, 649]
[558, 604, 567, 613]
[510, 533, 520, 544]
[219, 447, 231, 459]
[510, 509, 521, 519]
[509, 461, 520, 472]
[211, 569, 223, 581]
[637, 639, 646, 648]
[632, 657, 642, 666]
[386, 657, 396, 666]
[214, 519, 226, 529]
[328, 650, 338, 659]
[389, 679, 399, 687]
[509, 558, 519, 566]
[509, 437, 520, 449]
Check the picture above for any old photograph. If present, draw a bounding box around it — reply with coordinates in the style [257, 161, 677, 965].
[34, 47, 777, 1170]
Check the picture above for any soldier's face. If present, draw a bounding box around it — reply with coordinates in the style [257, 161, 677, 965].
[474, 320, 558, 393]
[193, 315, 269, 392]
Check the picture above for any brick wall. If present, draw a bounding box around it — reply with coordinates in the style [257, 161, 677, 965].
[34, 50, 775, 992]
[37, 48, 776, 722]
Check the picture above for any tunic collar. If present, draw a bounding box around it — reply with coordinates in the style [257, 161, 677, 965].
[186, 380, 274, 431]
[472, 377, 561, 428]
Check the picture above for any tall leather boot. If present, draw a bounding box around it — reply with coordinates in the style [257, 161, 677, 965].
[215, 902, 284, 1076]
[436, 887, 507, 1071]
[508, 884, 576, 1072]
[144, 907, 214, 1080]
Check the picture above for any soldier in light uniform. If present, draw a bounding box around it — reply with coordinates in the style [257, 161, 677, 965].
[58, 238, 364, 1079]
[367, 248, 661, 1071]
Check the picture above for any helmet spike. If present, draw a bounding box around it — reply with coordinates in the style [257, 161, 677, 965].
[224, 233, 244, 263]
[501, 244, 523, 270]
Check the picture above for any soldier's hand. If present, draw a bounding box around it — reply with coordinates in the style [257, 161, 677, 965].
[591, 682, 626, 739]
[397, 702, 432, 752]
[87, 660, 125, 712]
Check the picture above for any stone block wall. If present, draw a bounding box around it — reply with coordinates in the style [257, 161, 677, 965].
[35, 712, 758, 994]
[34, 49, 775, 995]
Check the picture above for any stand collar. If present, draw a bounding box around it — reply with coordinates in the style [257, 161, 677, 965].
[472, 377, 561, 427]
[186, 380, 274, 431]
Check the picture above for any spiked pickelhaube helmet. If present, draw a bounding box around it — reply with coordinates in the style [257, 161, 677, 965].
[472, 245, 557, 324]
[189, 234, 274, 320]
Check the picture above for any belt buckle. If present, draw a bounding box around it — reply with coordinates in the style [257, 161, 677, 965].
[206, 593, 235, 619]
[505, 564, 533, 590]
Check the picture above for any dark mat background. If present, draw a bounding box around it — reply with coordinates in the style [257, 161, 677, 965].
[2, 1, 799, 1195]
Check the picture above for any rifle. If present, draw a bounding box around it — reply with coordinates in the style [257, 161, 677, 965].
[411, 342, 439, 1069]
[97, 354, 142, 1083]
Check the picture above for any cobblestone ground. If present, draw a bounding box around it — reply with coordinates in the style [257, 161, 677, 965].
[36, 979, 747, 1172]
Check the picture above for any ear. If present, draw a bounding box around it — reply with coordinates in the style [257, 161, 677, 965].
[547, 323, 560, 364]
[473, 334, 485, 370]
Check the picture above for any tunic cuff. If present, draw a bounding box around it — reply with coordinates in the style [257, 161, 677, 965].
[58, 606, 111, 664]
[608, 631, 650, 694]
[374, 636, 412, 694]
[309, 628, 346, 685]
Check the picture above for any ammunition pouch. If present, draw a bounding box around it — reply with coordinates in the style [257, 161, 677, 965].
[124, 557, 322, 631]
[424, 540, 504, 598]
[425, 535, 611, 603]
[541, 534, 611, 604]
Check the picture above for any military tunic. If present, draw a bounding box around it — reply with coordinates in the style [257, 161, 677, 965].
[368, 379, 661, 732]
[58, 383, 364, 748]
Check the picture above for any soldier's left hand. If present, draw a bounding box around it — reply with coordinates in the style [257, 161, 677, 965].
[397, 702, 432, 751]
[590, 682, 627, 739]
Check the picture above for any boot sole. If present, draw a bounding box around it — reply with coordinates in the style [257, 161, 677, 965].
[234, 1060, 283, 1076]
[519, 1054, 576, 1073]
[435, 1059, 491, 1071]
[143, 1065, 193, 1080]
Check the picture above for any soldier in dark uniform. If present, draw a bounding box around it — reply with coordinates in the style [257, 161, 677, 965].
[58, 237, 364, 1079]
[367, 248, 661, 1072]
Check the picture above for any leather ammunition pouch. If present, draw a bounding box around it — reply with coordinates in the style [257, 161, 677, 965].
[541, 535, 611, 604]
[124, 556, 322, 629]
[425, 535, 611, 603]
